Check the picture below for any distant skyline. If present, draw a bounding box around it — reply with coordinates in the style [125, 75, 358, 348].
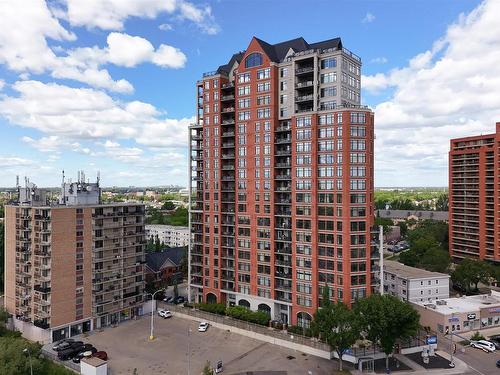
[1, 0, 499, 187]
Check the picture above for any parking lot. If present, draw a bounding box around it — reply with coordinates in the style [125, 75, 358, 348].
[85, 311, 340, 375]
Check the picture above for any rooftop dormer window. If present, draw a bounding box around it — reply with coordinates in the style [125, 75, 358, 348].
[245, 52, 262, 68]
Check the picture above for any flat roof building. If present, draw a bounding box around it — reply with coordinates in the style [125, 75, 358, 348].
[146, 225, 190, 247]
[189, 36, 376, 327]
[412, 291, 500, 334]
[383, 260, 450, 303]
[449, 123, 500, 262]
[4, 173, 146, 342]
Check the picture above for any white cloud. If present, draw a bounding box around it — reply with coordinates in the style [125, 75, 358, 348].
[64, 32, 186, 72]
[370, 57, 388, 64]
[0, 79, 4, 90]
[177, 2, 219, 35]
[0, 156, 34, 168]
[362, 12, 375, 23]
[0, 0, 132, 92]
[106, 32, 186, 68]
[159, 23, 173, 31]
[61, 0, 219, 34]
[363, 0, 500, 186]
[0, 80, 192, 149]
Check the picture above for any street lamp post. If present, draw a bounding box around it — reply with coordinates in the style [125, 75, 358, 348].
[187, 325, 192, 375]
[23, 348, 33, 375]
[145, 288, 165, 340]
[449, 314, 456, 368]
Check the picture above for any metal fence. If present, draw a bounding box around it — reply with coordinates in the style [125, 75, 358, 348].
[167, 304, 331, 351]
[42, 348, 80, 373]
[168, 305, 433, 359]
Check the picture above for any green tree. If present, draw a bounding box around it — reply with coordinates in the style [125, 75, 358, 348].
[355, 294, 420, 371]
[420, 247, 451, 273]
[0, 338, 45, 375]
[452, 258, 494, 293]
[311, 301, 359, 371]
[375, 217, 394, 236]
[397, 221, 408, 238]
[435, 193, 449, 211]
[202, 361, 212, 375]
[162, 201, 175, 211]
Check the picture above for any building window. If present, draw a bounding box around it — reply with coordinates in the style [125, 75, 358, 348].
[245, 52, 263, 68]
[320, 57, 337, 69]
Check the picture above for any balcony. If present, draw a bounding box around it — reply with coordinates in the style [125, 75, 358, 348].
[275, 149, 291, 156]
[296, 80, 314, 89]
[295, 66, 314, 75]
[275, 137, 291, 144]
[275, 124, 291, 132]
[221, 94, 235, 101]
[221, 82, 235, 90]
[222, 107, 235, 113]
[275, 174, 291, 180]
[34, 285, 51, 294]
[295, 94, 314, 102]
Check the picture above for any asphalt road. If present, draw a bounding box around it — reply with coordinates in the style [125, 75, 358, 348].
[84, 311, 339, 375]
[438, 337, 500, 375]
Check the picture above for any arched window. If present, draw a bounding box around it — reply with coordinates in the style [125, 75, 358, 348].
[245, 52, 263, 68]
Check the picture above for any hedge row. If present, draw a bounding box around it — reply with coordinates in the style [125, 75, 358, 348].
[226, 306, 271, 326]
[196, 303, 226, 315]
[194, 303, 271, 326]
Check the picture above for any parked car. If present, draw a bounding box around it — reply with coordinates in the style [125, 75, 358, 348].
[72, 347, 98, 363]
[158, 309, 172, 319]
[174, 296, 186, 304]
[92, 351, 108, 361]
[52, 338, 75, 351]
[57, 342, 85, 360]
[198, 322, 209, 332]
[496, 359, 500, 368]
[488, 335, 500, 349]
[470, 340, 496, 352]
[163, 296, 174, 303]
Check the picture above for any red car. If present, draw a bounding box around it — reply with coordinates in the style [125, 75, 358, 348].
[92, 351, 108, 361]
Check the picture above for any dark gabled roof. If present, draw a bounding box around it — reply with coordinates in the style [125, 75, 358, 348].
[254, 37, 310, 63]
[213, 36, 344, 75]
[309, 37, 342, 51]
[146, 246, 186, 273]
[216, 52, 244, 75]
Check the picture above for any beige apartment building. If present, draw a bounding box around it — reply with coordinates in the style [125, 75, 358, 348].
[4, 174, 146, 342]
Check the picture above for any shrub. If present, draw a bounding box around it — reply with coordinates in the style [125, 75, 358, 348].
[287, 325, 314, 337]
[471, 331, 485, 341]
[196, 303, 226, 315]
[183, 302, 194, 309]
[225, 306, 270, 326]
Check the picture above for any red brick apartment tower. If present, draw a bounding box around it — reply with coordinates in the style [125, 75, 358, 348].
[189, 37, 375, 327]
[449, 122, 500, 262]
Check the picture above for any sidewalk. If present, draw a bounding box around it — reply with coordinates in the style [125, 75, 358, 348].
[351, 351, 469, 375]
[456, 326, 500, 340]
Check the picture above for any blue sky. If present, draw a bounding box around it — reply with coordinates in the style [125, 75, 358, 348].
[1, 0, 498, 188]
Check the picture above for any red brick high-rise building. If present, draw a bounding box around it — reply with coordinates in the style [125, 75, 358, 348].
[189, 37, 375, 327]
[449, 122, 500, 262]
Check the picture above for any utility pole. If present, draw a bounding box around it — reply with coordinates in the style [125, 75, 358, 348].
[379, 225, 384, 295]
[187, 325, 192, 375]
[187, 127, 192, 304]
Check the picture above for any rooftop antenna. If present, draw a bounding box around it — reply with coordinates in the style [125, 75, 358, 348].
[97, 171, 100, 186]
[62, 170, 66, 203]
